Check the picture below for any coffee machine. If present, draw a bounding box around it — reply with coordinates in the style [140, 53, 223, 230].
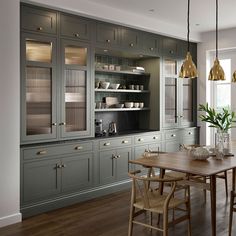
[95, 119, 103, 137]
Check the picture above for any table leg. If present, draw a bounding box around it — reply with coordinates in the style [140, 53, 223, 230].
[159, 168, 165, 194]
[232, 168, 236, 192]
[210, 175, 216, 236]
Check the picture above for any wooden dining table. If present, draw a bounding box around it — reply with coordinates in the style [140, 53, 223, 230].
[129, 151, 236, 236]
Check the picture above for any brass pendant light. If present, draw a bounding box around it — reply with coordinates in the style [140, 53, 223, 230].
[179, 0, 198, 79]
[232, 71, 236, 82]
[208, 0, 225, 81]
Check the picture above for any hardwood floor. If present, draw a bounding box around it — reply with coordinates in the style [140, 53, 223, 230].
[0, 178, 235, 236]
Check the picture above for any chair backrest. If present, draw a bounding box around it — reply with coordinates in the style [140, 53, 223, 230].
[128, 170, 183, 210]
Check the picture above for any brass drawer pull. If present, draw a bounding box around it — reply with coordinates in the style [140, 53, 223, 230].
[153, 136, 158, 140]
[116, 155, 121, 159]
[138, 138, 144, 142]
[59, 122, 66, 126]
[52, 123, 57, 126]
[75, 146, 83, 150]
[57, 164, 62, 169]
[122, 140, 129, 144]
[188, 132, 193, 135]
[171, 134, 176, 137]
[61, 164, 66, 168]
[37, 27, 43, 31]
[104, 142, 111, 146]
[37, 150, 47, 155]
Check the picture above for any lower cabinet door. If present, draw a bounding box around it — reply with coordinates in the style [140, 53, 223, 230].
[22, 159, 61, 203]
[116, 148, 131, 181]
[99, 150, 116, 185]
[61, 153, 93, 193]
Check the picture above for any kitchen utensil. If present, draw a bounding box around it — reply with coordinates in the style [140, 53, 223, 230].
[108, 121, 117, 135]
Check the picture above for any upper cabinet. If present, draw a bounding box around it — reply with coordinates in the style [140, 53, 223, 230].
[21, 33, 58, 142]
[120, 28, 141, 51]
[96, 23, 120, 47]
[162, 58, 196, 129]
[21, 4, 57, 35]
[162, 37, 182, 58]
[142, 33, 161, 56]
[60, 14, 91, 41]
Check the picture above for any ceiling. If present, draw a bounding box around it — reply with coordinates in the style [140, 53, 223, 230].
[29, 0, 236, 42]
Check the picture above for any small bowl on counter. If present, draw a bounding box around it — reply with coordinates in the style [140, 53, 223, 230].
[124, 102, 134, 108]
[100, 81, 110, 89]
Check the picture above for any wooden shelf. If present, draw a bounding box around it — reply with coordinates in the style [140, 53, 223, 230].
[94, 88, 149, 93]
[95, 68, 150, 76]
[95, 108, 150, 112]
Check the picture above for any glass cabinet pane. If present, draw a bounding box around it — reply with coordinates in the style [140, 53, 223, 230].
[165, 77, 177, 124]
[65, 46, 87, 65]
[26, 67, 52, 135]
[182, 79, 193, 123]
[65, 69, 86, 132]
[164, 59, 177, 75]
[26, 40, 52, 63]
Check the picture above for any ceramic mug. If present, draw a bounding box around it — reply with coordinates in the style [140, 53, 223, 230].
[134, 102, 139, 108]
[139, 102, 144, 108]
[134, 85, 140, 90]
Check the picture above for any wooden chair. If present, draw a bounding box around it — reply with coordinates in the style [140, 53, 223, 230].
[229, 191, 236, 236]
[128, 170, 191, 236]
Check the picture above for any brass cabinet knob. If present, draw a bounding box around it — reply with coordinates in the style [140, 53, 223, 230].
[104, 142, 111, 146]
[189, 132, 193, 135]
[130, 43, 134, 47]
[106, 39, 111, 43]
[61, 164, 66, 168]
[138, 138, 144, 142]
[57, 164, 62, 169]
[171, 134, 176, 137]
[153, 136, 158, 140]
[37, 150, 47, 155]
[52, 123, 57, 126]
[150, 47, 154, 51]
[75, 146, 83, 150]
[74, 33, 79, 37]
[116, 155, 121, 159]
[122, 140, 129, 144]
[59, 122, 66, 126]
[37, 27, 43, 31]
[169, 50, 174, 54]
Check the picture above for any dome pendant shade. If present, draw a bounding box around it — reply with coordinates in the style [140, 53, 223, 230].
[232, 71, 236, 82]
[179, 52, 198, 78]
[208, 58, 225, 81]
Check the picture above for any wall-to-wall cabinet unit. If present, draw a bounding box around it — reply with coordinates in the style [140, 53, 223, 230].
[20, 3, 198, 218]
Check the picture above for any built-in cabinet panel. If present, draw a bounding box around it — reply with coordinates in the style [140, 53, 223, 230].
[21, 5, 57, 34]
[20, 3, 199, 218]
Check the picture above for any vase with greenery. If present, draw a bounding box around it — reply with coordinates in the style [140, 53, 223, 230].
[199, 103, 236, 154]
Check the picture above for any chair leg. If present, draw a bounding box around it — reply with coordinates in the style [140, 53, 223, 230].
[224, 171, 228, 197]
[163, 210, 169, 236]
[128, 206, 135, 236]
[229, 191, 234, 236]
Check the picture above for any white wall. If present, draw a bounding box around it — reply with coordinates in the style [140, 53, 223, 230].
[0, 0, 21, 227]
[197, 27, 236, 145]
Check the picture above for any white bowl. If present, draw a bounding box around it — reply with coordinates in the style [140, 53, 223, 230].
[115, 103, 124, 108]
[100, 81, 110, 89]
[125, 102, 134, 108]
[109, 83, 120, 89]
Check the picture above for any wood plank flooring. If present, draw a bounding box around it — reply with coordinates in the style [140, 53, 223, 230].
[0, 177, 236, 236]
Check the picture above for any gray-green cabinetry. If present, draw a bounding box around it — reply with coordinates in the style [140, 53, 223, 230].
[21, 141, 93, 208]
[21, 4, 57, 34]
[162, 57, 196, 129]
[20, 32, 58, 143]
[60, 14, 91, 41]
[98, 137, 132, 185]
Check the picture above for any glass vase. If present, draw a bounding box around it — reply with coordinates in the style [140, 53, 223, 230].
[215, 130, 231, 156]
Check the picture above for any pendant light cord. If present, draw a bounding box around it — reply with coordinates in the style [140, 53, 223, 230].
[187, 0, 190, 52]
[216, 0, 218, 58]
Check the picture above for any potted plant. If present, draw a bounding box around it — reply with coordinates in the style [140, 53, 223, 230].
[199, 103, 236, 154]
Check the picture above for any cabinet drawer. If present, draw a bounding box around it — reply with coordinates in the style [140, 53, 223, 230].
[21, 5, 57, 34]
[182, 129, 197, 138]
[99, 137, 132, 150]
[164, 131, 179, 140]
[60, 14, 91, 40]
[96, 23, 119, 46]
[23, 141, 93, 160]
[134, 133, 161, 144]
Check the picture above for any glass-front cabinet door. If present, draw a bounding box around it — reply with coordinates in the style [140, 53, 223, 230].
[162, 58, 196, 128]
[21, 33, 57, 143]
[163, 59, 178, 128]
[60, 40, 91, 138]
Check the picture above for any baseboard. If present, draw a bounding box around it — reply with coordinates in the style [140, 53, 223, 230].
[0, 213, 22, 228]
